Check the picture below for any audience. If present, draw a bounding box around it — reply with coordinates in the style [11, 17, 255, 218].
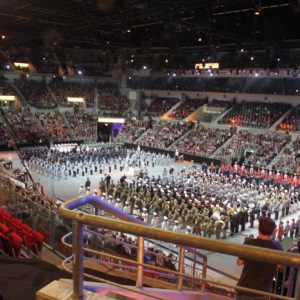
[278, 106, 300, 132]
[35, 111, 71, 141]
[98, 83, 129, 116]
[273, 137, 300, 174]
[6, 107, 48, 142]
[170, 125, 236, 157]
[14, 78, 56, 109]
[166, 98, 207, 119]
[138, 120, 194, 149]
[0, 120, 10, 145]
[49, 78, 95, 108]
[219, 101, 290, 128]
[215, 130, 291, 167]
[116, 119, 149, 143]
[144, 98, 179, 117]
[65, 111, 97, 140]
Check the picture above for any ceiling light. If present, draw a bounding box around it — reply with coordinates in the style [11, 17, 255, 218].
[2, 35, 5, 39]
[254, 0, 261, 16]
[251, 56, 254, 61]
[143, 65, 147, 70]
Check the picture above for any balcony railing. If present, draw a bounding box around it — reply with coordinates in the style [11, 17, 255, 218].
[58, 195, 300, 300]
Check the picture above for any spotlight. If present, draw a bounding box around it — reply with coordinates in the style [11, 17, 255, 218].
[240, 48, 244, 52]
[165, 59, 169, 63]
[251, 56, 254, 61]
[78, 70, 83, 75]
[254, 0, 261, 16]
[1, 35, 5, 39]
[198, 37, 202, 42]
[6, 65, 10, 69]
[143, 65, 147, 70]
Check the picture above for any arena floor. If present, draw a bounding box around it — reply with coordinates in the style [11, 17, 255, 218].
[1, 150, 299, 286]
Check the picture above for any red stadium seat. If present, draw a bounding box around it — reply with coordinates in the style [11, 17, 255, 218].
[8, 232, 23, 258]
[11, 217, 22, 234]
[21, 223, 33, 234]
[22, 229, 44, 255]
[32, 231, 45, 254]
[0, 222, 9, 235]
[2, 211, 12, 227]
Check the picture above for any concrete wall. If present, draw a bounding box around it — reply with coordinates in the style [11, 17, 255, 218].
[135, 89, 300, 106]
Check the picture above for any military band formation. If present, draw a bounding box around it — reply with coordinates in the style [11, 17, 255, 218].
[18, 143, 300, 240]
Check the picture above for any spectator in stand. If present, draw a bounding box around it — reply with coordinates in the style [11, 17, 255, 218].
[0, 120, 10, 145]
[166, 98, 207, 120]
[215, 130, 291, 167]
[6, 107, 48, 143]
[278, 106, 300, 132]
[144, 98, 179, 118]
[273, 137, 300, 175]
[65, 110, 97, 140]
[14, 78, 56, 109]
[49, 77, 95, 108]
[35, 111, 71, 142]
[116, 119, 148, 143]
[236, 217, 283, 300]
[138, 120, 193, 149]
[170, 125, 236, 157]
[98, 83, 129, 117]
[219, 101, 291, 128]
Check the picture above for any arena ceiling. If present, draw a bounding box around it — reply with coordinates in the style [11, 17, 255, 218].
[0, 0, 300, 54]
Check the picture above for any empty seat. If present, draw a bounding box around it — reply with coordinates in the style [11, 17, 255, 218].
[0, 222, 9, 235]
[11, 217, 22, 234]
[8, 232, 23, 258]
[32, 231, 45, 254]
[21, 223, 33, 234]
[22, 229, 44, 255]
[2, 211, 12, 227]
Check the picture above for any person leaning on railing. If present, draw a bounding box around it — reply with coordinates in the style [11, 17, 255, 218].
[236, 217, 283, 300]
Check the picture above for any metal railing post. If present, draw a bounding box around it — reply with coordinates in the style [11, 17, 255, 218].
[294, 268, 300, 300]
[193, 252, 196, 277]
[177, 246, 185, 291]
[136, 236, 144, 289]
[72, 220, 84, 300]
[50, 211, 56, 249]
[201, 256, 207, 292]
